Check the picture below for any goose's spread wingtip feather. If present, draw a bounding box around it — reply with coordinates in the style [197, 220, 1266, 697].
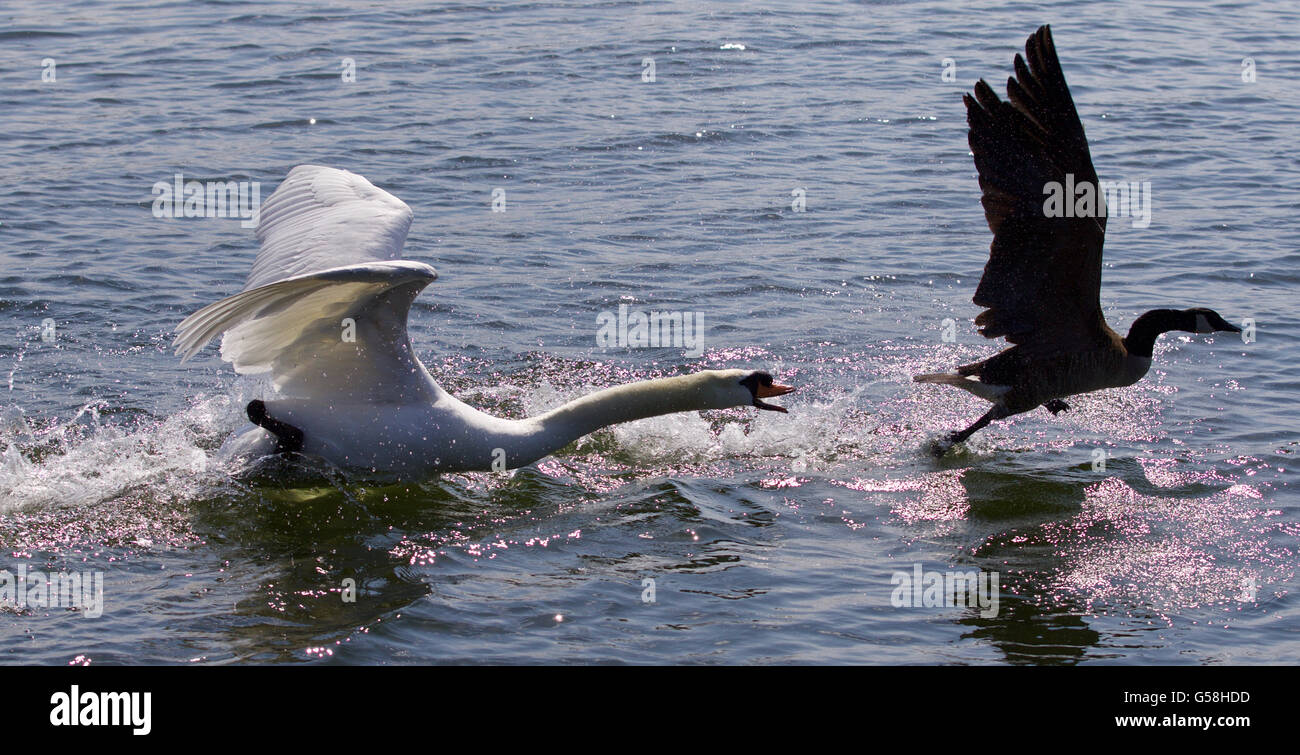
[963, 24, 1106, 349]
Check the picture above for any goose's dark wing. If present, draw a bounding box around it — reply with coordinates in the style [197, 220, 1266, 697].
[965, 25, 1108, 347]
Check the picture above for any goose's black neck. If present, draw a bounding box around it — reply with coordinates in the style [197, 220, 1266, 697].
[1123, 309, 1190, 358]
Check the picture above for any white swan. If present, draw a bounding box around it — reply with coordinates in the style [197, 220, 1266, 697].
[174, 165, 794, 474]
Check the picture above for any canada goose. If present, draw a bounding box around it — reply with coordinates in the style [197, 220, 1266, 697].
[174, 165, 794, 474]
[915, 26, 1240, 452]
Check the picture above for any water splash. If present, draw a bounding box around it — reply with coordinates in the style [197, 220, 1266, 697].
[0, 393, 244, 513]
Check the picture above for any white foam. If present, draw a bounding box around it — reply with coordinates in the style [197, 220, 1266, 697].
[0, 384, 261, 513]
[600, 387, 863, 469]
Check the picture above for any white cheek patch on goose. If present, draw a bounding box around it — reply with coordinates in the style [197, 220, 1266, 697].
[1196, 313, 1212, 333]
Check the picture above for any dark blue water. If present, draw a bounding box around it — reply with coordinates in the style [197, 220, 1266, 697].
[1, 0, 1297, 664]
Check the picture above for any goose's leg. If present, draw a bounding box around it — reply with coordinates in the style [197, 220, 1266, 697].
[1043, 399, 1070, 415]
[930, 406, 1007, 456]
[247, 400, 305, 454]
[948, 407, 1000, 444]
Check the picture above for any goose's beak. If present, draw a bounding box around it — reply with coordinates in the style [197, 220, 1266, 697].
[754, 382, 796, 413]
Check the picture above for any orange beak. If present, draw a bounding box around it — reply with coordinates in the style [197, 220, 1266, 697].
[754, 382, 795, 412]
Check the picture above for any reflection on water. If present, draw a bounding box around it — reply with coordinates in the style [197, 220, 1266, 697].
[1, 341, 1292, 663]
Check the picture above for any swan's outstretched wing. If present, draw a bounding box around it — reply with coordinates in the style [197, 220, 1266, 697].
[174, 165, 438, 402]
[965, 25, 1109, 347]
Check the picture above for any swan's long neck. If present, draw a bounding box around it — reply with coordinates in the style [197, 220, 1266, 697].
[530, 374, 728, 449]
[413, 369, 747, 471]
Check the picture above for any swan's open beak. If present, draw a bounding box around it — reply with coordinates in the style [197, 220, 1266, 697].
[754, 382, 795, 413]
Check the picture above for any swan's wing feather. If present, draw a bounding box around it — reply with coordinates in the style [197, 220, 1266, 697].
[965, 25, 1108, 347]
[173, 166, 437, 402]
[174, 262, 437, 400]
[246, 164, 414, 290]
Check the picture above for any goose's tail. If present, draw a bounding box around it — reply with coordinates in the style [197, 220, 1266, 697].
[913, 372, 969, 386]
[913, 372, 1009, 402]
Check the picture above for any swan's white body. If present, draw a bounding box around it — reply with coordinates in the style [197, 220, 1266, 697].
[215, 368, 773, 473]
[175, 166, 790, 474]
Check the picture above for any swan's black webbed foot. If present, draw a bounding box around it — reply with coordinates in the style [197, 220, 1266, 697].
[1043, 399, 1070, 416]
[247, 399, 305, 454]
